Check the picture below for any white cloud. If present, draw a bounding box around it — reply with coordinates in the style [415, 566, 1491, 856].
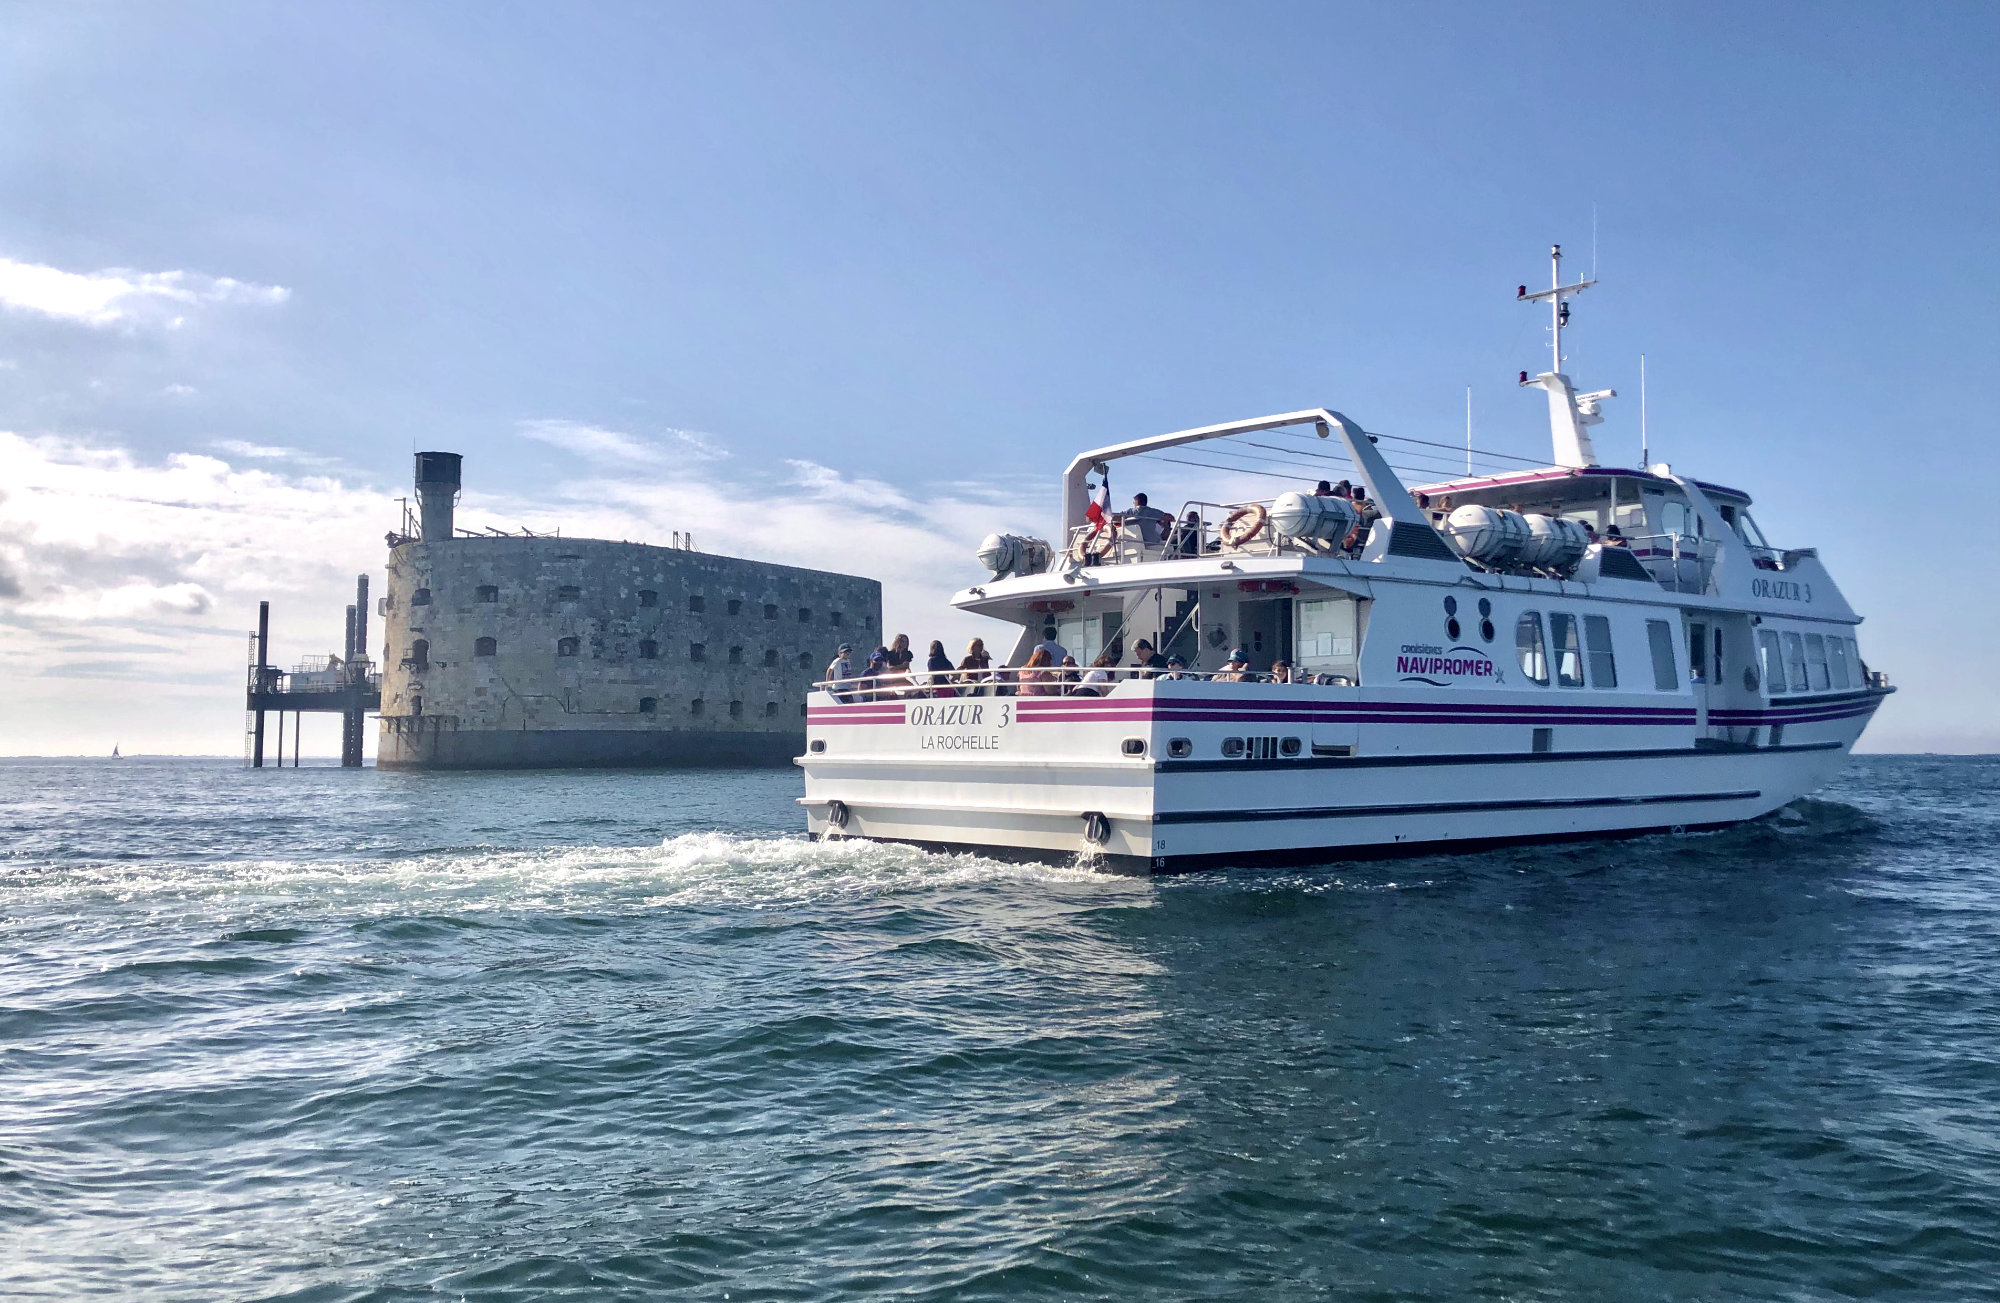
[0, 255, 290, 330]
[518, 418, 724, 466]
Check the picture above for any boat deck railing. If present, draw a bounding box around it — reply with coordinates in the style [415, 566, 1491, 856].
[1062, 498, 1367, 567]
[1623, 532, 1719, 594]
[813, 666, 1357, 700]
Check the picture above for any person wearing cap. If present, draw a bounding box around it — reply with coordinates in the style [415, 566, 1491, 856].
[1161, 653, 1187, 680]
[859, 647, 890, 701]
[1214, 647, 1254, 683]
[824, 643, 856, 701]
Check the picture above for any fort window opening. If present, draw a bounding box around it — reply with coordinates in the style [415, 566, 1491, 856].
[557, 636, 580, 657]
[797, 652, 813, 669]
[476, 585, 498, 603]
[411, 588, 432, 606]
[474, 637, 496, 657]
[830, 611, 842, 627]
[729, 700, 744, 719]
[639, 640, 659, 660]
[764, 701, 780, 717]
[690, 699, 705, 716]
[409, 639, 430, 669]
[689, 595, 705, 613]
[727, 598, 742, 616]
[639, 697, 657, 714]
[763, 649, 779, 667]
[690, 643, 706, 662]
[797, 608, 811, 623]
[558, 585, 581, 603]
[728, 646, 744, 664]
[763, 604, 778, 620]
[639, 589, 658, 608]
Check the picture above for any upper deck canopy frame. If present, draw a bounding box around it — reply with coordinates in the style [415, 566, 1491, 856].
[1060, 408, 1434, 540]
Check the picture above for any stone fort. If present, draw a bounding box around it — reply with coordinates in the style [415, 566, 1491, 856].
[377, 453, 880, 768]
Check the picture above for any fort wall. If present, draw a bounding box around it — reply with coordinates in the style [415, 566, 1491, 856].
[377, 536, 880, 768]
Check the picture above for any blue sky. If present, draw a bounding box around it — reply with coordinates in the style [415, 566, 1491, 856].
[1, 1, 1994, 753]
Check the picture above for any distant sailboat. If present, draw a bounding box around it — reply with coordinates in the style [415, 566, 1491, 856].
[110, 744, 121, 758]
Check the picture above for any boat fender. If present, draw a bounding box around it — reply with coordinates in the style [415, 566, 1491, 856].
[1220, 504, 1267, 547]
[1081, 810, 1110, 846]
[825, 800, 849, 831]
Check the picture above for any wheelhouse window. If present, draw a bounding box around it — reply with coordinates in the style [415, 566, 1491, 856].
[1781, 631, 1809, 692]
[1516, 612, 1550, 686]
[1828, 637, 1852, 689]
[1549, 613, 1585, 688]
[1583, 615, 1617, 688]
[1804, 634, 1831, 691]
[1758, 630, 1786, 695]
[1295, 597, 1361, 682]
[1645, 620, 1679, 691]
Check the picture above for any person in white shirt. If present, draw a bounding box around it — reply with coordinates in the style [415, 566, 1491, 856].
[1034, 626, 1069, 664]
[823, 644, 856, 702]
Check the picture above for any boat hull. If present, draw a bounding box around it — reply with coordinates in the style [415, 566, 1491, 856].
[797, 684, 1887, 873]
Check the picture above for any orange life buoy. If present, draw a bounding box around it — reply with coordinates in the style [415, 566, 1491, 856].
[1220, 504, 1267, 547]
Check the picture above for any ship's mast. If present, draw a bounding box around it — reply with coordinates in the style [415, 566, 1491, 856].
[1517, 243, 1614, 469]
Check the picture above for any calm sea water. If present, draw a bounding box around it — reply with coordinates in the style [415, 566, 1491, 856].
[0, 754, 1993, 1301]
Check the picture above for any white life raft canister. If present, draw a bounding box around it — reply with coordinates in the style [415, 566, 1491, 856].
[1269, 491, 1359, 543]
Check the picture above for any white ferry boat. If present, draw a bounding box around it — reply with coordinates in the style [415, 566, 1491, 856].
[799, 249, 1891, 872]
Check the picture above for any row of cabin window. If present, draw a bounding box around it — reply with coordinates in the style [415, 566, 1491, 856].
[464, 637, 815, 667]
[1758, 629, 1861, 694]
[407, 586, 842, 624]
[1515, 612, 1684, 692]
[637, 698, 798, 718]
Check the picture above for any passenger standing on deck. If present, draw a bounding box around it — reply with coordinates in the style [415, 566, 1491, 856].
[1127, 493, 1171, 546]
[1035, 624, 1069, 664]
[824, 643, 856, 702]
[1017, 647, 1056, 696]
[959, 638, 994, 697]
[925, 640, 955, 697]
[1131, 638, 1167, 677]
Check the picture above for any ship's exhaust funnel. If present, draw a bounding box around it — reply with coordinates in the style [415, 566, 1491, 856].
[414, 452, 462, 542]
